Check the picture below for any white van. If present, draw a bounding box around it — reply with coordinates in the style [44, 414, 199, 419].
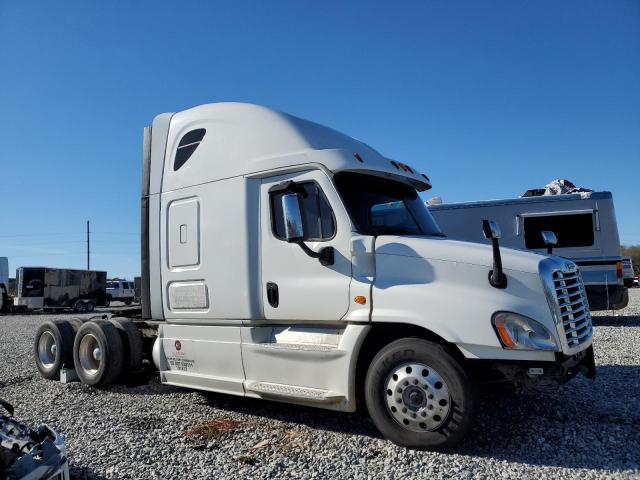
[105, 279, 135, 306]
[622, 257, 634, 288]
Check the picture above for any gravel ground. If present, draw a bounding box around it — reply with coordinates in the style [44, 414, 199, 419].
[1, 293, 639, 480]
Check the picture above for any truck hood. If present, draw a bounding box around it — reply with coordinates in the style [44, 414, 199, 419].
[374, 235, 545, 274]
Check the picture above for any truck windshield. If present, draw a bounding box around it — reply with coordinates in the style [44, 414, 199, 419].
[333, 172, 444, 236]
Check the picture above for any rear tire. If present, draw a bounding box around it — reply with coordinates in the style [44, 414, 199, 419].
[34, 320, 75, 380]
[73, 320, 123, 387]
[85, 300, 95, 312]
[104, 296, 111, 308]
[365, 338, 476, 450]
[109, 318, 143, 373]
[73, 301, 86, 313]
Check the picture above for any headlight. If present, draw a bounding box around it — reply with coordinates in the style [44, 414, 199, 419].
[492, 312, 558, 351]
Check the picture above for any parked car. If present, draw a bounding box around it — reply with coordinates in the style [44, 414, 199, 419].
[622, 256, 635, 288]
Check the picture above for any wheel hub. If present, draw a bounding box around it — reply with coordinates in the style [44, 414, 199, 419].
[384, 362, 451, 432]
[78, 333, 102, 377]
[403, 386, 427, 410]
[37, 331, 57, 369]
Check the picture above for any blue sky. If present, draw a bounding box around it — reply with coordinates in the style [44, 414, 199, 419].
[1, 1, 638, 279]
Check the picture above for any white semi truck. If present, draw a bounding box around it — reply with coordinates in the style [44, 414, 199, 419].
[33, 103, 595, 450]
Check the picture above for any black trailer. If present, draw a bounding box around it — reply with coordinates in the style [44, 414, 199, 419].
[14, 267, 107, 313]
[134, 276, 142, 304]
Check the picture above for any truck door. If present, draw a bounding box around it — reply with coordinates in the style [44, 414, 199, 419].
[260, 170, 352, 320]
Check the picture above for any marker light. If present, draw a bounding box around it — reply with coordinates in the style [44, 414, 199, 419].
[354, 153, 363, 163]
[616, 261, 623, 279]
[492, 312, 558, 351]
[354, 296, 366, 305]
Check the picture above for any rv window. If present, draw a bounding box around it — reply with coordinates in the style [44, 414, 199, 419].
[524, 213, 594, 249]
[271, 182, 336, 241]
[174, 128, 206, 171]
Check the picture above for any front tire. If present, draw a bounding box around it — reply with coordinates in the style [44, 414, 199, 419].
[365, 338, 476, 450]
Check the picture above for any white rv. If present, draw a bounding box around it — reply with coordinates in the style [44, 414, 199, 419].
[33, 103, 595, 450]
[429, 193, 627, 311]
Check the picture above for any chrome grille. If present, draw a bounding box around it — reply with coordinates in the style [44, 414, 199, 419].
[552, 269, 592, 348]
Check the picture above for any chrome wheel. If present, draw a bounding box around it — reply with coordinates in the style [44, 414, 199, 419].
[37, 331, 57, 369]
[384, 362, 451, 432]
[78, 333, 102, 377]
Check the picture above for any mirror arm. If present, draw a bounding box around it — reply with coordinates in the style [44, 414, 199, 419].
[295, 241, 335, 266]
[488, 237, 507, 289]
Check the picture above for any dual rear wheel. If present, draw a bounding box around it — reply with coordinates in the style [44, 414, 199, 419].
[33, 318, 142, 387]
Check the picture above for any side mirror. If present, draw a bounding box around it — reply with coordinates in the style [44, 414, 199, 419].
[279, 191, 334, 266]
[482, 220, 501, 240]
[281, 193, 305, 243]
[541, 230, 558, 254]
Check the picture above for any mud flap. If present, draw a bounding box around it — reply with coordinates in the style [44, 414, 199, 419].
[579, 345, 596, 380]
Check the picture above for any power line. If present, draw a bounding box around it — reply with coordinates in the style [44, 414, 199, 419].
[0, 231, 138, 238]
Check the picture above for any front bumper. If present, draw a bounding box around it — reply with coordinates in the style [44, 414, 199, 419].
[484, 345, 596, 389]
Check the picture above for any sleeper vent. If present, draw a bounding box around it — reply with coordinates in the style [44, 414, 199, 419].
[174, 128, 206, 171]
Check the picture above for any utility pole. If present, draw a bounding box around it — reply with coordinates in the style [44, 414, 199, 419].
[87, 220, 90, 270]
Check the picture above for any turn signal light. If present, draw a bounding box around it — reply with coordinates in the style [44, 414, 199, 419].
[616, 261, 623, 279]
[495, 321, 516, 348]
[354, 296, 366, 305]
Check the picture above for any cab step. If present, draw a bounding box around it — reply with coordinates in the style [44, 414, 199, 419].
[245, 381, 344, 403]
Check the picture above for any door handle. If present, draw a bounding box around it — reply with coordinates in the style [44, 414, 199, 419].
[266, 282, 279, 308]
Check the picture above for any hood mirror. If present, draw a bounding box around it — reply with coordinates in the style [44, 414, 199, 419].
[482, 219, 507, 289]
[482, 220, 502, 240]
[541, 230, 557, 254]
